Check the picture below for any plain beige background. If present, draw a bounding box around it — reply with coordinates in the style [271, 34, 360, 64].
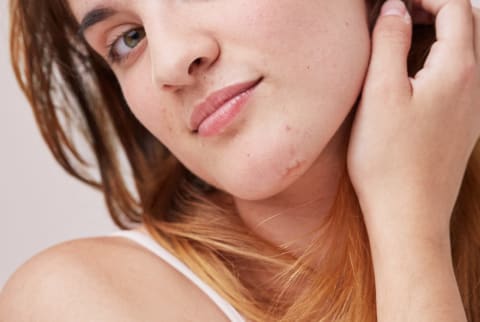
[2, 0, 480, 289]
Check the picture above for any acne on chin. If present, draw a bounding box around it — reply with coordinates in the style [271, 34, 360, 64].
[279, 133, 307, 179]
[281, 158, 305, 179]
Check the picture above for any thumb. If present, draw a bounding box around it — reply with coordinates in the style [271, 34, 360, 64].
[368, 0, 413, 96]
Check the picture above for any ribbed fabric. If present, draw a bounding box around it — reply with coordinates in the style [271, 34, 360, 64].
[109, 230, 246, 322]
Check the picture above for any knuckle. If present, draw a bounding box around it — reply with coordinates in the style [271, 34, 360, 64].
[376, 21, 407, 39]
[374, 20, 410, 46]
[455, 55, 478, 85]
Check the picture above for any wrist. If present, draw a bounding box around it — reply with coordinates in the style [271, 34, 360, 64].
[370, 242, 466, 322]
[362, 205, 452, 260]
[369, 236, 453, 273]
[367, 228, 452, 263]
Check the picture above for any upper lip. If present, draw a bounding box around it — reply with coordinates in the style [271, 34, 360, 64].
[189, 77, 263, 132]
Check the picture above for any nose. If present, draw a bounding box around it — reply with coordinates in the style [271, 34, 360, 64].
[147, 22, 220, 90]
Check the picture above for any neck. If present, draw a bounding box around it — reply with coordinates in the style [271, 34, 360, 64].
[234, 112, 353, 262]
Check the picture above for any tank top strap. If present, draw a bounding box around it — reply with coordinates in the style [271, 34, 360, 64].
[109, 229, 246, 322]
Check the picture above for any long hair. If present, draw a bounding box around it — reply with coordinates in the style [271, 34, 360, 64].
[9, 0, 480, 320]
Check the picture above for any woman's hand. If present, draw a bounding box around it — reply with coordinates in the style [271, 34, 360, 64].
[347, 0, 480, 244]
[347, 1, 479, 321]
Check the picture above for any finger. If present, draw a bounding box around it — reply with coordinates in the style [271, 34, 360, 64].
[411, 0, 476, 90]
[414, 0, 475, 55]
[367, 0, 413, 97]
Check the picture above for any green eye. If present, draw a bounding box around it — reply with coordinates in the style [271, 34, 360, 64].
[108, 27, 146, 64]
[123, 28, 146, 48]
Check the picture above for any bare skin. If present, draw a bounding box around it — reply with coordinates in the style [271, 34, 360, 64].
[68, 0, 372, 262]
[1, 0, 480, 321]
[0, 226, 231, 321]
[349, 0, 480, 320]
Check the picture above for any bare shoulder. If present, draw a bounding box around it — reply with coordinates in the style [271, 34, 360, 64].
[0, 233, 230, 322]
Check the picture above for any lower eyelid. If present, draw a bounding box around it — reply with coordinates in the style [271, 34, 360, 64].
[110, 38, 148, 66]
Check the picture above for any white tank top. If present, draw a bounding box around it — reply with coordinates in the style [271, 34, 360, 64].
[109, 229, 246, 322]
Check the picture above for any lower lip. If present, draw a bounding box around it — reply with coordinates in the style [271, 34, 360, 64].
[197, 83, 259, 137]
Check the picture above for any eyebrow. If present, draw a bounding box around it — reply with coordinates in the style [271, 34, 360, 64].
[77, 7, 117, 37]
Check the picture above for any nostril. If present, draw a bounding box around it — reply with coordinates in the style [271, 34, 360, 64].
[189, 57, 204, 74]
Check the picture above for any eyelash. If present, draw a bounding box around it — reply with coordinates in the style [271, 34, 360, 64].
[106, 27, 146, 65]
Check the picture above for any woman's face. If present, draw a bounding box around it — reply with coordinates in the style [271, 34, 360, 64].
[69, 0, 371, 200]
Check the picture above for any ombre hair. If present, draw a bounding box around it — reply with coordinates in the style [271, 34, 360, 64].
[9, 0, 480, 320]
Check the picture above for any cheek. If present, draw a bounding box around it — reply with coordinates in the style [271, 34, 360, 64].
[119, 78, 218, 186]
[211, 37, 371, 199]
[226, 0, 371, 126]
[120, 79, 177, 143]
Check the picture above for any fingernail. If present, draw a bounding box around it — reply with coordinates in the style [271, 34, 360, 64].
[381, 0, 411, 22]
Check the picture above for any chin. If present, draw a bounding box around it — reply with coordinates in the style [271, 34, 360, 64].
[214, 152, 314, 201]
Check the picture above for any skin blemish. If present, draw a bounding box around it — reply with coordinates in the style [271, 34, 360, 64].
[283, 158, 303, 178]
[285, 125, 291, 132]
[279, 145, 305, 178]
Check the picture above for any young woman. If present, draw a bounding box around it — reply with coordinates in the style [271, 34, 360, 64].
[1, 0, 479, 321]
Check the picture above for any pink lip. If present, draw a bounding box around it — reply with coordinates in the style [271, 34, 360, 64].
[190, 77, 263, 134]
